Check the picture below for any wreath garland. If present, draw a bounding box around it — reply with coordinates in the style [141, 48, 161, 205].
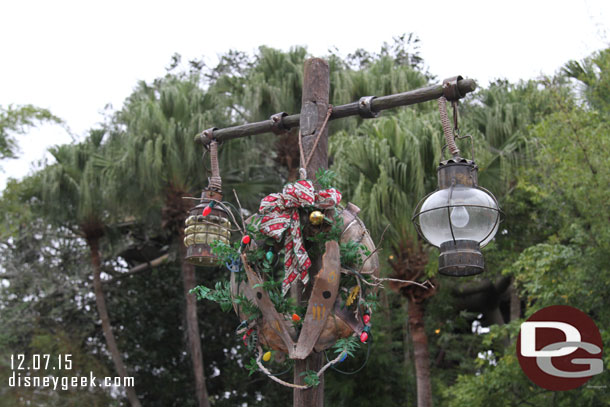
[191, 170, 382, 387]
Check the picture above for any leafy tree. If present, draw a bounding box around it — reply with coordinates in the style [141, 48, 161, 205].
[36, 133, 142, 407]
[108, 71, 282, 407]
[0, 104, 62, 161]
[445, 48, 610, 406]
[0, 176, 115, 406]
[331, 104, 443, 407]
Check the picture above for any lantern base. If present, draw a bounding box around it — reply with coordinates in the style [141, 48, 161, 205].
[185, 244, 220, 267]
[438, 240, 484, 276]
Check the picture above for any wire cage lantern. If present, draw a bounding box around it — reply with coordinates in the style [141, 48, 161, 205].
[184, 191, 232, 266]
[412, 156, 501, 276]
[412, 91, 501, 276]
[183, 132, 232, 266]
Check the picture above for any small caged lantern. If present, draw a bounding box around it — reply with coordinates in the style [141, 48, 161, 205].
[412, 92, 501, 276]
[184, 130, 231, 266]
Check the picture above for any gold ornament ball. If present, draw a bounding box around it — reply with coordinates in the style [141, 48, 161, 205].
[309, 210, 324, 226]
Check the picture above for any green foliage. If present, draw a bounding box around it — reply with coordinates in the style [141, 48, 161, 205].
[190, 281, 234, 312]
[210, 239, 241, 265]
[333, 336, 361, 358]
[446, 48, 610, 406]
[301, 370, 321, 387]
[331, 107, 443, 250]
[340, 241, 369, 267]
[0, 104, 62, 161]
[245, 358, 259, 376]
[315, 168, 337, 189]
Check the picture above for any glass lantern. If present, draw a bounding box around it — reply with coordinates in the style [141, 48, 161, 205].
[184, 191, 231, 266]
[413, 157, 501, 276]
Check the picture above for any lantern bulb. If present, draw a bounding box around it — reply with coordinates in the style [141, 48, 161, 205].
[242, 235, 251, 245]
[292, 313, 301, 322]
[363, 314, 370, 324]
[450, 206, 469, 228]
[202, 206, 212, 217]
[360, 331, 369, 343]
[263, 351, 272, 362]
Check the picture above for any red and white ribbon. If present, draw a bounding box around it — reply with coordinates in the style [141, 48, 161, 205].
[258, 180, 341, 295]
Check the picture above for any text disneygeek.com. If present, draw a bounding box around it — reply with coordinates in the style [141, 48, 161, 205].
[8, 371, 135, 391]
[8, 354, 134, 390]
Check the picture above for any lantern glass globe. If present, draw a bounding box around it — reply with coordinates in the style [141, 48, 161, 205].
[419, 186, 499, 247]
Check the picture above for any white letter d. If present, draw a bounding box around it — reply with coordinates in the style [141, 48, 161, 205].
[520, 321, 580, 357]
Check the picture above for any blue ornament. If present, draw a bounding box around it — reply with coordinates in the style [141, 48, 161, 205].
[225, 256, 242, 273]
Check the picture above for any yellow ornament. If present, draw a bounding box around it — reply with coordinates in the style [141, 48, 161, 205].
[309, 210, 324, 226]
[346, 286, 360, 306]
[263, 351, 272, 362]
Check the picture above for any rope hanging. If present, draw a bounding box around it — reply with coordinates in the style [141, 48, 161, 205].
[438, 96, 460, 157]
[208, 139, 222, 191]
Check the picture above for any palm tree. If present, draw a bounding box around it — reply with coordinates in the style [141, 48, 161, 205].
[332, 107, 443, 407]
[110, 73, 280, 407]
[39, 131, 142, 407]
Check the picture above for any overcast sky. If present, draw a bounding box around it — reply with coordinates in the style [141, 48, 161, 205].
[1, 0, 608, 190]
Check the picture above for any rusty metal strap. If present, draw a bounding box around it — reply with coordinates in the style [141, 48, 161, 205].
[358, 96, 379, 118]
[442, 76, 464, 101]
[270, 112, 290, 135]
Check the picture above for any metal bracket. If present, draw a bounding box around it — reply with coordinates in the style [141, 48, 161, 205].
[442, 76, 464, 101]
[358, 96, 379, 118]
[201, 127, 218, 150]
[300, 101, 318, 136]
[270, 112, 290, 135]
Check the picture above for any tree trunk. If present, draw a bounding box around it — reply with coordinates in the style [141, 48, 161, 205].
[178, 231, 211, 407]
[403, 301, 411, 405]
[293, 352, 325, 406]
[89, 236, 142, 407]
[509, 282, 521, 321]
[407, 297, 432, 407]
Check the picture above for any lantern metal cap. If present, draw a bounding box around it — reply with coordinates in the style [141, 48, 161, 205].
[437, 156, 478, 189]
[438, 240, 484, 276]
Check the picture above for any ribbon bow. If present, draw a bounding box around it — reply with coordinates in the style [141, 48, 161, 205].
[258, 180, 341, 295]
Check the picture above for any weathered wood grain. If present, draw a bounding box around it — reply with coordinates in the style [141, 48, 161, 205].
[194, 78, 477, 145]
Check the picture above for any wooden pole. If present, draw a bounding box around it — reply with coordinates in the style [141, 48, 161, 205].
[293, 57, 330, 407]
[194, 78, 477, 145]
